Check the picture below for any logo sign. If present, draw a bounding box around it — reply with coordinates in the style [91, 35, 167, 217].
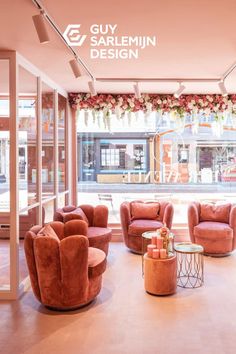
[63, 24, 87, 46]
[63, 24, 157, 60]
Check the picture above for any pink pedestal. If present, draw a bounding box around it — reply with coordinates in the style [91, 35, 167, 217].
[144, 254, 177, 295]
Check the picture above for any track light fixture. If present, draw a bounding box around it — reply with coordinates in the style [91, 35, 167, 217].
[32, 11, 50, 44]
[174, 83, 186, 98]
[133, 83, 141, 99]
[69, 58, 82, 78]
[88, 81, 97, 96]
[218, 80, 228, 97]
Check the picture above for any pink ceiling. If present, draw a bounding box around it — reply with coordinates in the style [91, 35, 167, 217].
[1, 0, 236, 94]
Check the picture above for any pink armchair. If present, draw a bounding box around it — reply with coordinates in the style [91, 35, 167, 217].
[24, 221, 107, 310]
[53, 205, 112, 255]
[188, 202, 236, 255]
[120, 200, 174, 253]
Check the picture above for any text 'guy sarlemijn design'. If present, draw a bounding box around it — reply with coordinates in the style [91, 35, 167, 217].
[63, 24, 157, 59]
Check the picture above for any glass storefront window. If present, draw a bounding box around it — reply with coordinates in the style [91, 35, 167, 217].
[77, 109, 236, 224]
[18, 66, 38, 208]
[82, 140, 95, 181]
[42, 83, 54, 199]
[0, 99, 9, 116]
[100, 139, 147, 172]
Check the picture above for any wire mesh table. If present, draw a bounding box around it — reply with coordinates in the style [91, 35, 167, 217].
[174, 242, 204, 288]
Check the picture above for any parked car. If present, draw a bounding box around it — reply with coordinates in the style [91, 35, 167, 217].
[0, 174, 6, 183]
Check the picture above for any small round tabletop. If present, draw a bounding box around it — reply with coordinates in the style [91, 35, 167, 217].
[174, 242, 204, 254]
[142, 231, 174, 240]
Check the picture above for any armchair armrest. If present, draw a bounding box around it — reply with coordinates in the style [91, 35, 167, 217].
[229, 205, 236, 249]
[229, 205, 236, 229]
[162, 203, 174, 229]
[93, 205, 109, 228]
[188, 203, 200, 243]
[120, 202, 131, 245]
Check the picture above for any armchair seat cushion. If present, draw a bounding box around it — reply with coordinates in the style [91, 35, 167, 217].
[128, 219, 163, 236]
[87, 227, 111, 239]
[88, 247, 106, 278]
[194, 221, 233, 240]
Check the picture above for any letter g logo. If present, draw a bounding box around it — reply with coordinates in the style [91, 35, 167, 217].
[63, 24, 87, 46]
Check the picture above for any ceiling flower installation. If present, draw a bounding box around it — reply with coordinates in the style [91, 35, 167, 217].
[69, 93, 236, 136]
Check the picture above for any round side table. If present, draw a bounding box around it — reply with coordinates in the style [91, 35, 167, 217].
[174, 242, 204, 288]
[144, 253, 177, 296]
[142, 231, 174, 276]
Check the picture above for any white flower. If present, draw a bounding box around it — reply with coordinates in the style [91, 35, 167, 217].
[204, 108, 211, 115]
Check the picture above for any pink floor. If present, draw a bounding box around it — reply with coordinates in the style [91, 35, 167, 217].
[1, 242, 236, 353]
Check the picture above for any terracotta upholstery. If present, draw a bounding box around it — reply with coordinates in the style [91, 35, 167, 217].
[120, 200, 174, 253]
[188, 202, 236, 255]
[54, 205, 112, 255]
[24, 221, 107, 310]
[144, 254, 177, 295]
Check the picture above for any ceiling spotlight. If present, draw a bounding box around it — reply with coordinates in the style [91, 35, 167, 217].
[174, 83, 186, 98]
[133, 83, 141, 99]
[69, 58, 82, 78]
[32, 11, 50, 44]
[218, 80, 228, 97]
[88, 81, 97, 96]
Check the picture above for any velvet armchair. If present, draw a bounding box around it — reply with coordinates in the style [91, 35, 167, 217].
[120, 200, 174, 253]
[24, 221, 107, 310]
[188, 202, 236, 255]
[54, 205, 112, 255]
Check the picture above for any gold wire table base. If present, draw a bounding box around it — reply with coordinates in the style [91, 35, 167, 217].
[176, 249, 204, 288]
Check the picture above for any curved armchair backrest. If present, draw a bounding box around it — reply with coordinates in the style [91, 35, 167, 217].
[120, 200, 173, 228]
[54, 204, 109, 228]
[24, 225, 90, 309]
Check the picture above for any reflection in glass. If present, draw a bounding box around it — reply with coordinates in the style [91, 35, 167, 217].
[43, 200, 54, 223]
[58, 94, 66, 192]
[42, 83, 54, 199]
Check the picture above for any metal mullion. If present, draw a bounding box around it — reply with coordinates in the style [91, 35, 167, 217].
[54, 90, 59, 210]
[65, 99, 69, 204]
